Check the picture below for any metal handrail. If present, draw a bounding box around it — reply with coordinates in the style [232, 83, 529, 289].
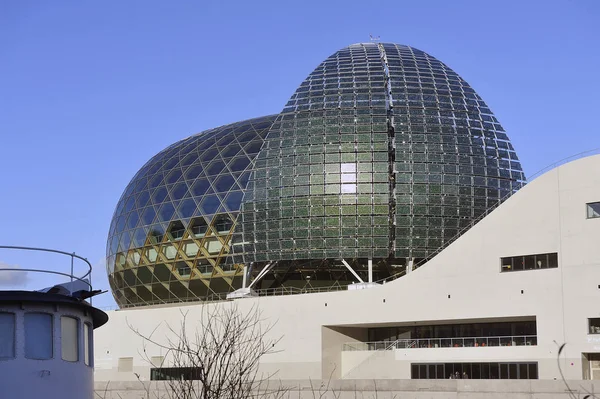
[118, 284, 349, 309]
[526, 147, 600, 182]
[0, 245, 93, 291]
[342, 335, 538, 351]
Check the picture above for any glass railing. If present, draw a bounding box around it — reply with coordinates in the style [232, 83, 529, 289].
[114, 284, 349, 309]
[342, 335, 537, 351]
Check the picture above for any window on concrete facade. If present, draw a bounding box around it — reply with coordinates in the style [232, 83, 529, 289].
[151, 367, 201, 380]
[368, 320, 536, 342]
[84, 323, 93, 366]
[411, 362, 538, 379]
[25, 313, 53, 359]
[589, 318, 600, 334]
[588, 202, 600, 219]
[61, 316, 79, 362]
[0, 313, 15, 359]
[500, 252, 558, 272]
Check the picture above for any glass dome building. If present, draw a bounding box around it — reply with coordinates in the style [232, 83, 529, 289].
[107, 43, 524, 307]
[107, 116, 277, 306]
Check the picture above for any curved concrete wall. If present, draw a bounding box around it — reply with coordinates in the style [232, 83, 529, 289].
[94, 155, 600, 382]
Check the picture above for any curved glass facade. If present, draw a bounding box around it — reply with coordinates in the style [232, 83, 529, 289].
[108, 43, 524, 307]
[107, 115, 277, 306]
[236, 43, 523, 278]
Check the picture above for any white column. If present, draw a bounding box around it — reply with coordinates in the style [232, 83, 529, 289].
[368, 259, 373, 283]
[242, 265, 247, 288]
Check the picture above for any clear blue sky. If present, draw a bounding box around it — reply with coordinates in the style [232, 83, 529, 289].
[1, 0, 598, 308]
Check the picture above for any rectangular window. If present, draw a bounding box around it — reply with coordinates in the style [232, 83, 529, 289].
[411, 362, 538, 379]
[0, 313, 15, 359]
[587, 202, 600, 219]
[84, 323, 93, 366]
[151, 367, 202, 381]
[61, 316, 79, 362]
[500, 253, 558, 272]
[25, 313, 53, 359]
[589, 318, 600, 335]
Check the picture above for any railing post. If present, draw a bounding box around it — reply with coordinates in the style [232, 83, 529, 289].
[70, 253, 75, 284]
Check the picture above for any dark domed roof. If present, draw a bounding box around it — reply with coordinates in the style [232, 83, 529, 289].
[237, 42, 524, 263]
[107, 43, 524, 307]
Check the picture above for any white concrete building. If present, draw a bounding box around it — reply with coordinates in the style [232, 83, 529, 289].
[94, 154, 600, 386]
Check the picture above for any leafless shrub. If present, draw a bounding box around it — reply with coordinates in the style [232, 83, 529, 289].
[128, 302, 287, 399]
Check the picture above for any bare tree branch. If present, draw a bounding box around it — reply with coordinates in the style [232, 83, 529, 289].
[128, 302, 286, 399]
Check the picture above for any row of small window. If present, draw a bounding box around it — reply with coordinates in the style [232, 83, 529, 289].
[0, 312, 93, 365]
[411, 362, 538, 380]
[500, 253, 558, 273]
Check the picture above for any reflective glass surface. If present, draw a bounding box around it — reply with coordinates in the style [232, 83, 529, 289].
[108, 43, 525, 307]
[107, 115, 277, 306]
[237, 43, 524, 265]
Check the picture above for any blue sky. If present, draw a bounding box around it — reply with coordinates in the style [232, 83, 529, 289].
[0, 0, 598, 308]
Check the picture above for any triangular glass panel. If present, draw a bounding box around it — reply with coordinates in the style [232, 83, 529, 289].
[178, 198, 198, 219]
[170, 182, 189, 201]
[166, 169, 183, 185]
[119, 231, 132, 252]
[201, 148, 219, 163]
[224, 191, 244, 211]
[115, 214, 127, 233]
[126, 210, 140, 230]
[141, 207, 156, 226]
[148, 173, 164, 190]
[185, 165, 203, 181]
[163, 156, 179, 171]
[244, 141, 263, 155]
[206, 160, 225, 176]
[124, 195, 136, 213]
[152, 187, 169, 204]
[214, 174, 236, 193]
[196, 138, 214, 152]
[132, 228, 148, 248]
[200, 195, 221, 215]
[136, 190, 151, 208]
[220, 144, 241, 158]
[110, 234, 120, 255]
[134, 177, 149, 192]
[158, 202, 176, 222]
[237, 171, 252, 188]
[229, 156, 251, 172]
[191, 178, 210, 197]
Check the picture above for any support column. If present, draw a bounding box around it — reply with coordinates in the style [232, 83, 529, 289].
[242, 265, 247, 288]
[407, 258, 414, 274]
[340, 259, 364, 283]
[368, 259, 373, 283]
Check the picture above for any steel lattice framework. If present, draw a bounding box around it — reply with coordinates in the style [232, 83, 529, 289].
[107, 116, 276, 306]
[107, 43, 525, 307]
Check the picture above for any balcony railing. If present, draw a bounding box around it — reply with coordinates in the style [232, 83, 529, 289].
[342, 335, 538, 351]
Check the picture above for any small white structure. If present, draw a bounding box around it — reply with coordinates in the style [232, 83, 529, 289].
[0, 248, 108, 399]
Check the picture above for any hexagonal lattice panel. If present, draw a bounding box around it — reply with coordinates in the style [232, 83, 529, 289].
[107, 115, 277, 307]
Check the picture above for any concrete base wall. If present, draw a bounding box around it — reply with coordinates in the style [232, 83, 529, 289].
[95, 379, 600, 399]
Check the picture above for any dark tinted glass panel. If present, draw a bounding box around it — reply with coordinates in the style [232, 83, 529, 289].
[501, 252, 558, 272]
[107, 115, 276, 307]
